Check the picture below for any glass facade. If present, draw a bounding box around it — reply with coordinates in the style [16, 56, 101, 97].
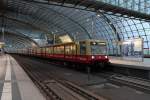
[106, 15, 150, 55]
[48, 5, 150, 55]
[97, 0, 150, 14]
[1, 0, 150, 56]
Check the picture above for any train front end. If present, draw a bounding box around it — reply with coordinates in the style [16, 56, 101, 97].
[88, 40, 109, 67]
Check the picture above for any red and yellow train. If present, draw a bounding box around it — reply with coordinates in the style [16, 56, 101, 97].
[15, 39, 109, 68]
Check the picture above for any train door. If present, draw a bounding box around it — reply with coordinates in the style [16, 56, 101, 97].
[78, 41, 90, 62]
[79, 41, 88, 55]
[65, 43, 75, 60]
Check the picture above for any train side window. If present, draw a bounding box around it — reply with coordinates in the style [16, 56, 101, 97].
[37, 48, 41, 53]
[80, 42, 86, 55]
[41, 48, 44, 53]
[65, 45, 70, 55]
[65, 44, 76, 55]
[72, 45, 76, 55]
[46, 48, 48, 53]
[46, 47, 51, 54]
[58, 46, 64, 54]
[54, 47, 56, 54]
[56, 47, 58, 54]
[50, 47, 53, 54]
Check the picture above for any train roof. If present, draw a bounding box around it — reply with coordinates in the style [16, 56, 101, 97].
[80, 39, 106, 42]
[38, 39, 107, 48]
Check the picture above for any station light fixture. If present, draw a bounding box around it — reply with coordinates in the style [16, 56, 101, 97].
[97, 13, 100, 17]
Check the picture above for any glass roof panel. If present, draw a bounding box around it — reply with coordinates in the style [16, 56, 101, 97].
[99, 0, 150, 15]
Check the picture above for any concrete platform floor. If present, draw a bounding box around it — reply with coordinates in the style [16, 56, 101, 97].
[0, 54, 45, 100]
[109, 56, 150, 70]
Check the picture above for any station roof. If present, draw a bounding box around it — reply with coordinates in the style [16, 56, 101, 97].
[0, 0, 150, 55]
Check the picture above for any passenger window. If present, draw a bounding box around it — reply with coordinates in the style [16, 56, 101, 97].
[65, 45, 71, 55]
[54, 47, 57, 54]
[42, 48, 45, 53]
[46, 48, 48, 53]
[46, 48, 50, 54]
[50, 47, 53, 54]
[37, 48, 41, 53]
[72, 45, 76, 55]
[58, 46, 64, 54]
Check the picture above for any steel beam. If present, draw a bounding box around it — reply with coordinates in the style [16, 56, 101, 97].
[28, 0, 150, 21]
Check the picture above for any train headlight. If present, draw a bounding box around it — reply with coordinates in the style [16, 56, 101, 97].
[105, 56, 108, 59]
[92, 56, 95, 59]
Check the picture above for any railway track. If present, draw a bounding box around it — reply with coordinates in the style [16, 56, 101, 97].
[96, 72, 150, 93]
[109, 75, 150, 93]
[12, 55, 150, 98]
[16, 56, 107, 100]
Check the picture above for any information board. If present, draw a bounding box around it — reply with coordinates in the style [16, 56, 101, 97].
[121, 38, 143, 62]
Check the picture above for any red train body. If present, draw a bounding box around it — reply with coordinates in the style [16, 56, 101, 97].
[15, 39, 110, 67]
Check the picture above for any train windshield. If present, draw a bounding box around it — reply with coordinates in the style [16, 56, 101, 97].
[91, 42, 107, 55]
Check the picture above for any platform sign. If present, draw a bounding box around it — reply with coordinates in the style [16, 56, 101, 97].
[121, 38, 143, 62]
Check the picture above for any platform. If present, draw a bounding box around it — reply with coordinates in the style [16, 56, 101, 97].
[0, 54, 45, 100]
[109, 56, 150, 70]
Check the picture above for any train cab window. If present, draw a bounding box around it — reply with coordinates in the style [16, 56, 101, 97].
[90, 42, 107, 55]
[80, 42, 86, 55]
